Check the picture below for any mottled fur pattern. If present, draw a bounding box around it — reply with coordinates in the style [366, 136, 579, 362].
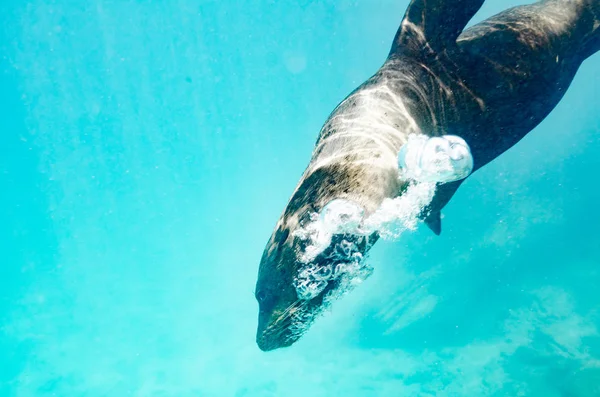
[255, 0, 600, 352]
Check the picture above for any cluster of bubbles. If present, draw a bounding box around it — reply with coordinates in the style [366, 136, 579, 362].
[292, 199, 365, 264]
[292, 134, 474, 302]
[293, 237, 372, 301]
[287, 236, 374, 341]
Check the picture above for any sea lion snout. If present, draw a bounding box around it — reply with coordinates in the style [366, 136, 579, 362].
[255, 305, 298, 352]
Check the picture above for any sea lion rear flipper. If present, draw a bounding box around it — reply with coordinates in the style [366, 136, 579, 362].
[389, 0, 485, 55]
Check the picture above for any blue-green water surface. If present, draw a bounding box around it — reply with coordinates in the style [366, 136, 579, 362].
[1, 1, 600, 395]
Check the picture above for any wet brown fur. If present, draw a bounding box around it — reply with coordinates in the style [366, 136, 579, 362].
[255, 0, 600, 352]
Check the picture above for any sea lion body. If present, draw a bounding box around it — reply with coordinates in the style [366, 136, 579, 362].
[255, 0, 600, 352]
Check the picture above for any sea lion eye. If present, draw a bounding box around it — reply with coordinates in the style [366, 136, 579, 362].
[256, 290, 268, 303]
[256, 290, 276, 310]
[280, 229, 290, 243]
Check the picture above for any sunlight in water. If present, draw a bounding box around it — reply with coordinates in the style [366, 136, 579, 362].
[2, 0, 599, 395]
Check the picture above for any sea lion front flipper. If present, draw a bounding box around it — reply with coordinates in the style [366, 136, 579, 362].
[423, 210, 442, 236]
[420, 179, 465, 236]
[389, 0, 485, 55]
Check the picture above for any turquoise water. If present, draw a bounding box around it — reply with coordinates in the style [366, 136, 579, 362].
[1, 0, 600, 395]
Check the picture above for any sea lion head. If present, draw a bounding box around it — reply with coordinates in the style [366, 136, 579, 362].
[254, 163, 398, 351]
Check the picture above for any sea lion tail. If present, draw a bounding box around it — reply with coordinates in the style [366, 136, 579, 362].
[389, 0, 485, 56]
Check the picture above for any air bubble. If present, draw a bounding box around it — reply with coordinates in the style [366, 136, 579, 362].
[295, 278, 328, 300]
[398, 134, 473, 184]
[319, 199, 364, 234]
[313, 265, 334, 281]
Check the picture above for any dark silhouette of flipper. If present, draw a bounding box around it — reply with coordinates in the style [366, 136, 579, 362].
[390, 0, 485, 55]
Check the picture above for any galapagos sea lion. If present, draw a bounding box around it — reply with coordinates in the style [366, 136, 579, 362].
[254, 0, 600, 351]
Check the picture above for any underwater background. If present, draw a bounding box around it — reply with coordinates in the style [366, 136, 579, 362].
[1, 0, 599, 395]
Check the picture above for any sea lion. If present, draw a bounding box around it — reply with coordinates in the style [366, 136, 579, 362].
[254, 0, 600, 352]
